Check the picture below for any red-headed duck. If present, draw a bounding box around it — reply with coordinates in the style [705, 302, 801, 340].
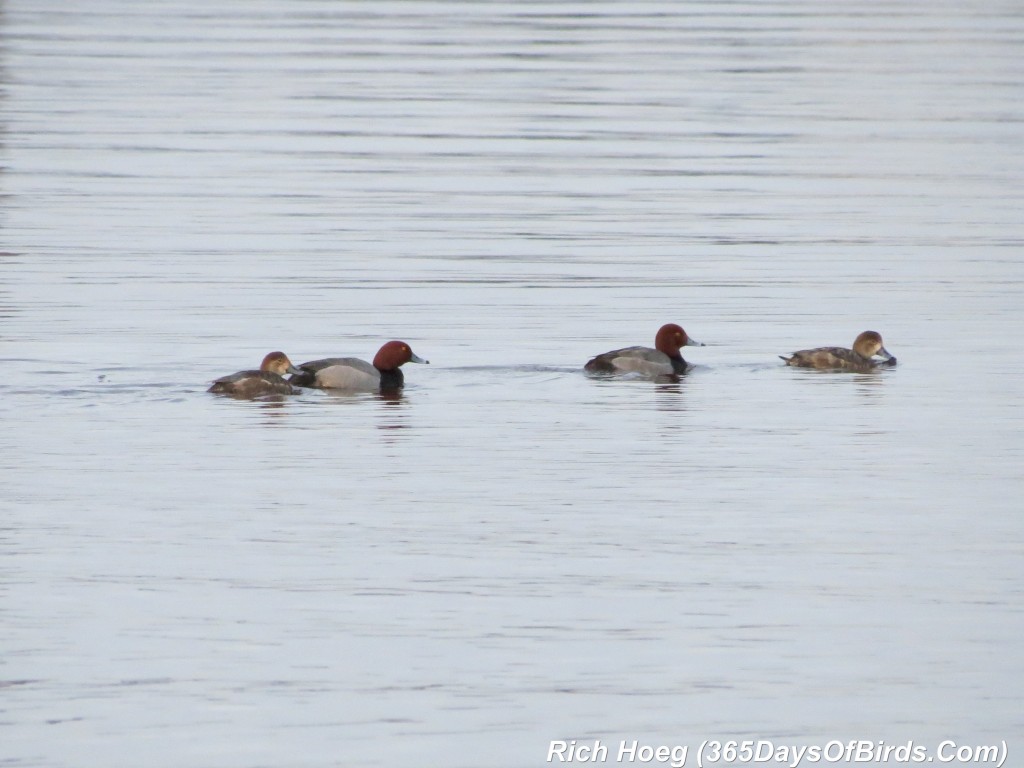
[208, 351, 301, 398]
[291, 340, 429, 391]
[585, 323, 704, 376]
[780, 330, 896, 372]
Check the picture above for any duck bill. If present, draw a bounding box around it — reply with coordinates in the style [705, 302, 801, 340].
[684, 337, 705, 347]
[286, 364, 304, 376]
[875, 346, 894, 361]
[409, 353, 429, 364]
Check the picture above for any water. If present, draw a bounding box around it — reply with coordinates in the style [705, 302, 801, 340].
[2, 2, 1023, 766]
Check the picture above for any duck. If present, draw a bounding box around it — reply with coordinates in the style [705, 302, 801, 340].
[208, 351, 301, 398]
[291, 340, 429, 391]
[584, 323, 704, 376]
[780, 330, 896, 372]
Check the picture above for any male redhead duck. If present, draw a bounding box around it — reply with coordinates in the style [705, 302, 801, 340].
[780, 331, 896, 372]
[585, 323, 704, 376]
[208, 351, 301, 398]
[291, 340, 429, 391]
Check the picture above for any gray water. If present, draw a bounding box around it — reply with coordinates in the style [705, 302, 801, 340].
[2, 2, 1023, 767]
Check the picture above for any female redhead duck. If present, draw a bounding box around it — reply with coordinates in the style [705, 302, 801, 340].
[780, 331, 896, 372]
[208, 351, 301, 398]
[291, 340, 429, 391]
[585, 323, 704, 376]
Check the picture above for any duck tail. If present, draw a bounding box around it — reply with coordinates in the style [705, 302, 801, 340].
[779, 355, 793, 365]
[584, 355, 615, 373]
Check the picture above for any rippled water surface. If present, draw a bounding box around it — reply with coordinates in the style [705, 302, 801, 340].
[2, 2, 1023, 766]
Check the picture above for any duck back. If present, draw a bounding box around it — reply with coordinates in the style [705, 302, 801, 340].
[781, 347, 878, 372]
[208, 371, 296, 398]
[292, 357, 389, 391]
[585, 346, 685, 376]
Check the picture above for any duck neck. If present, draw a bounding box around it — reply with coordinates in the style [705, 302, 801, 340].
[670, 355, 688, 375]
[378, 367, 405, 391]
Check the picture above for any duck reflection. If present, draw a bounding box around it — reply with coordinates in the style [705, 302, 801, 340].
[853, 370, 890, 402]
[253, 396, 291, 427]
[376, 390, 411, 434]
[653, 378, 688, 414]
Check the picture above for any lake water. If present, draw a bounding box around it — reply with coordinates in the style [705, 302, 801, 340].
[2, 2, 1022, 766]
